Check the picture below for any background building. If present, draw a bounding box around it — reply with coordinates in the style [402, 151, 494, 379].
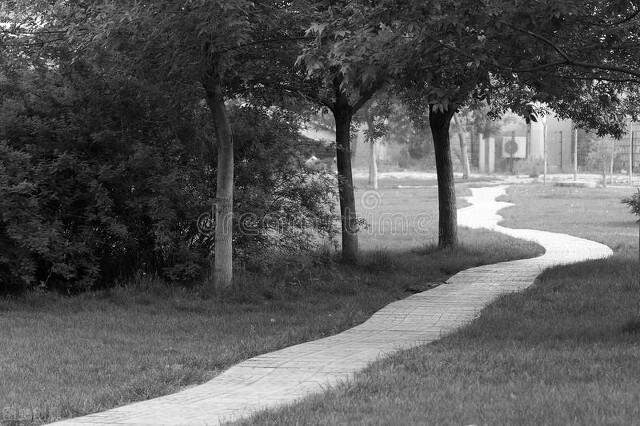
[472, 116, 640, 174]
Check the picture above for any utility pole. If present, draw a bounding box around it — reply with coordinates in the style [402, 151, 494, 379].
[629, 131, 640, 186]
[574, 127, 578, 181]
[542, 117, 548, 185]
[629, 128, 633, 186]
[559, 131, 563, 171]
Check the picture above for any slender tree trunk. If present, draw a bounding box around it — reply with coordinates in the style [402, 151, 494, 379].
[429, 107, 458, 248]
[351, 127, 359, 162]
[543, 121, 548, 185]
[368, 138, 378, 189]
[610, 140, 615, 185]
[202, 74, 234, 290]
[334, 99, 358, 263]
[574, 128, 579, 181]
[366, 114, 378, 189]
[453, 114, 470, 179]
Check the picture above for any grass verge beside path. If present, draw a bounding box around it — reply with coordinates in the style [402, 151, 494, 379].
[499, 184, 638, 255]
[238, 183, 640, 426]
[0, 185, 542, 425]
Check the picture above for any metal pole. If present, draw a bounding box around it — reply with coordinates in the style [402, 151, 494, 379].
[510, 130, 515, 174]
[629, 129, 633, 186]
[559, 131, 563, 171]
[526, 122, 531, 158]
[574, 127, 578, 181]
[543, 121, 547, 185]
[632, 131, 635, 186]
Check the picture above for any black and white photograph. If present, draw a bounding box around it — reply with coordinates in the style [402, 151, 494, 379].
[1, 1, 639, 424]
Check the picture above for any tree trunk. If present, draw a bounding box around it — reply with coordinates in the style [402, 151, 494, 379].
[574, 128, 579, 181]
[202, 75, 234, 290]
[453, 114, 470, 179]
[366, 114, 378, 189]
[610, 140, 615, 185]
[543, 121, 548, 185]
[429, 107, 458, 248]
[334, 100, 359, 263]
[351, 127, 359, 162]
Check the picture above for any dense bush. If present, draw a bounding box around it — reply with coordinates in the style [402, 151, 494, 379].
[0, 66, 337, 293]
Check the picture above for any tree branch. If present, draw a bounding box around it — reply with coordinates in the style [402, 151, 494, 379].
[499, 21, 571, 62]
[586, 7, 640, 27]
[427, 32, 640, 82]
[498, 21, 640, 79]
[218, 35, 311, 54]
[352, 80, 384, 112]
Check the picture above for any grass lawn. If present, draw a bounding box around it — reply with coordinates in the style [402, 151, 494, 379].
[0, 184, 543, 425]
[500, 184, 638, 256]
[353, 171, 499, 190]
[239, 183, 640, 426]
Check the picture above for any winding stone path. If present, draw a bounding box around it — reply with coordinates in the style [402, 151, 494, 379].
[49, 185, 613, 426]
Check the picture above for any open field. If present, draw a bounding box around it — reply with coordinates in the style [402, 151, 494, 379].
[0, 183, 543, 425]
[239, 183, 640, 426]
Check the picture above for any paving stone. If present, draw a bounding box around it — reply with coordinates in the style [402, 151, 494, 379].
[48, 185, 612, 426]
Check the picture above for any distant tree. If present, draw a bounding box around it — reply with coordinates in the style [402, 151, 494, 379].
[452, 114, 471, 179]
[359, 97, 392, 189]
[296, 4, 399, 262]
[587, 136, 617, 187]
[383, 101, 434, 161]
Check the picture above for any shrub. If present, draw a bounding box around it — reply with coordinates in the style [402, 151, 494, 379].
[621, 189, 640, 217]
[0, 66, 337, 293]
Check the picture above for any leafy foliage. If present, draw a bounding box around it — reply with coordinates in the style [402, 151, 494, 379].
[4, 0, 640, 291]
[0, 61, 336, 293]
[622, 189, 640, 218]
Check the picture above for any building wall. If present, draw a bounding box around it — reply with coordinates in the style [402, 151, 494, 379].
[469, 115, 640, 174]
[348, 116, 640, 174]
[547, 118, 574, 172]
[530, 117, 574, 172]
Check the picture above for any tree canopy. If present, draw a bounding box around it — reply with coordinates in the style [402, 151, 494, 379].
[2, 0, 640, 292]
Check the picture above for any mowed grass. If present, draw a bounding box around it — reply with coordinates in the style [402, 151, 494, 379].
[0, 184, 542, 425]
[353, 172, 499, 190]
[238, 183, 640, 426]
[499, 184, 638, 255]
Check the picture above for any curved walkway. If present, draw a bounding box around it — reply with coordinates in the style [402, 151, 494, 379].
[49, 186, 613, 426]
